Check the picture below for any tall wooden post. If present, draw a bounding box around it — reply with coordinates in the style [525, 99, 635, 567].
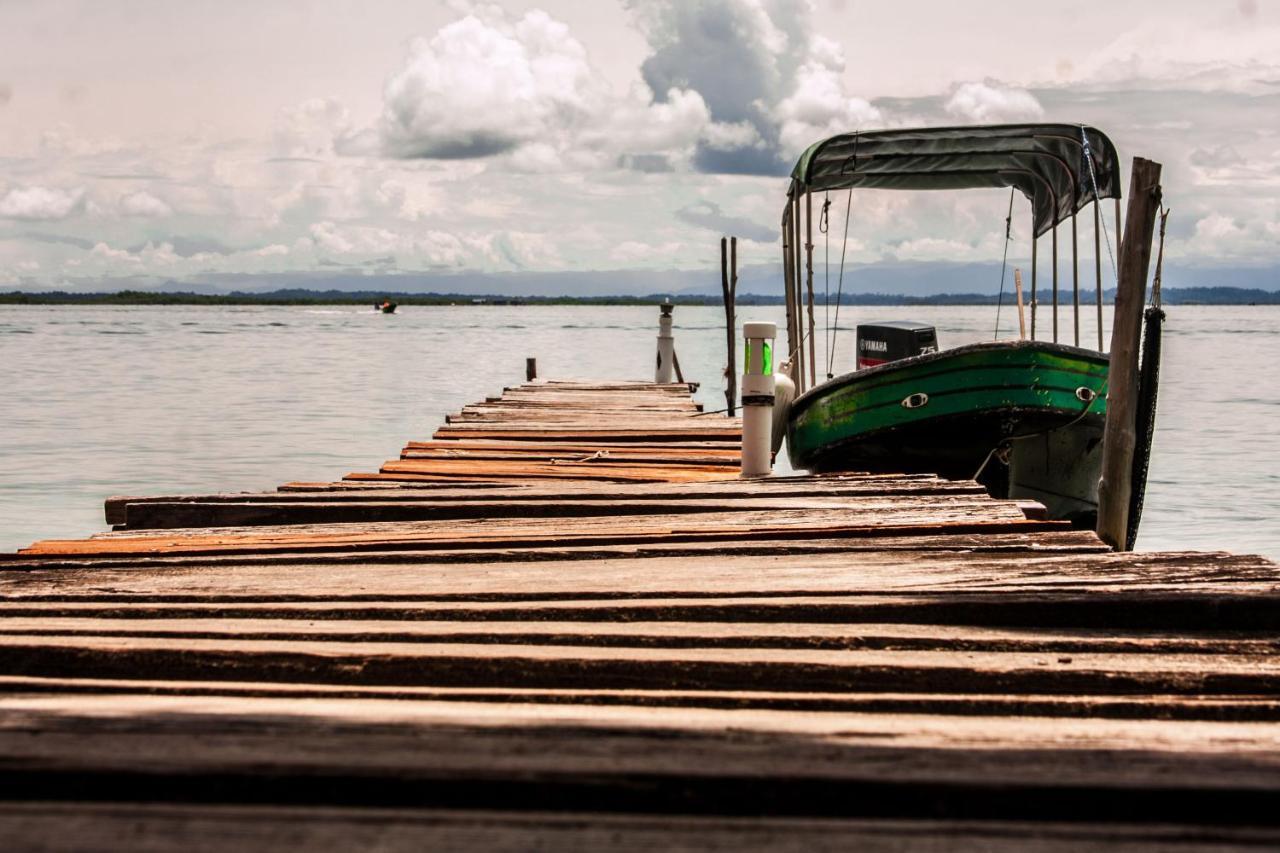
[525, 358, 537, 381]
[720, 237, 737, 417]
[1097, 157, 1162, 550]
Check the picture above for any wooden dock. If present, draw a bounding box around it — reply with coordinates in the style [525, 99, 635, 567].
[3, 379, 1279, 849]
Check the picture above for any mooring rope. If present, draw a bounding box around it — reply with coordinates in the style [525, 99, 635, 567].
[826, 187, 854, 378]
[993, 187, 1015, 340]
[1126, 204, 1170, 550]
[1082, 125, 1119, 286]
[820, 194, 831, 379]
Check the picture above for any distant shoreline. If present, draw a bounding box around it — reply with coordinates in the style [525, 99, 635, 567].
[3, 287, 1279, 307]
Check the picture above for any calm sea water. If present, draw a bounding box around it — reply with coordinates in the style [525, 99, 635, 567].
[1, 303, 1277, 559]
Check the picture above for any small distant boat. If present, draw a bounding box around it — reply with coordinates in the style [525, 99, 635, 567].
[375, 300, 397, 314]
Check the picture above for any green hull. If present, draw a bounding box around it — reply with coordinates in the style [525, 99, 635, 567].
[786, 341, 1109, 519]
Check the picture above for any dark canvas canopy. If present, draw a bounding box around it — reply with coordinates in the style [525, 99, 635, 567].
[789, 124, 1122, 236]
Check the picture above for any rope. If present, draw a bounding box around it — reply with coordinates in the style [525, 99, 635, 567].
[972, 380, 1106, 482]
[1151, 204, 1169, 309]
[1126, 206, 1170, 549]
[1082, 125, 1118, 286]
[826, 187, 854, 378]
[821, 194, 831, 379]
[993, 187, 1015, 340]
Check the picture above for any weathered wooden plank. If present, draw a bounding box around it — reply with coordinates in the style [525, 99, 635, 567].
[400, 448, 740, 466]
[18, 503, 1056, 558]
[6, 675, 1278, 722]
[120, 492, 1006, 530]
[108, 474, 987, 528]
[3, 618, 1275, 658]
[401, 449, 740, 466]
[2, 696, 1279, 825]
[2, 631, 1276, 695]
[4, 591, 1279, 633]
[0, 530, 1111, 575]
[6, 803, 1276, 853]
[376, 457, 739, 482]
[273, 471, 946, 492]
[102, 495, 1034, 537]
[430, 427, 741, 442]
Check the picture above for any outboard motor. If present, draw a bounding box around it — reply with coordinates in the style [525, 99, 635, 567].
[856, 322, 938, 369]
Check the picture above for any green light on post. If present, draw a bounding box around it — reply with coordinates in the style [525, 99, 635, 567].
[744, 340, 774, 376]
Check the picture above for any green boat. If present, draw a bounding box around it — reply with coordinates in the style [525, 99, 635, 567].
[776, 124, 1131, 527]
[788, 340, 1108, 523]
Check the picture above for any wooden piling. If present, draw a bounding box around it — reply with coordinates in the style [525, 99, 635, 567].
[526, 358, 537, 382]
[720, 237, 737, 417]
[1097, 157, 1163, 551]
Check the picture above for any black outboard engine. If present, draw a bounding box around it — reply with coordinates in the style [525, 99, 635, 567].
[856, 322, 938, 369]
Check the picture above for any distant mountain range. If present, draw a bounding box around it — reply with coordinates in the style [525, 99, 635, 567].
[4, 286, 1279, 306]
[5, 259, 1277, 304]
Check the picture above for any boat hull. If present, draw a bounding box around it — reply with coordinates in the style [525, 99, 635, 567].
[786, 341, 1109, 522]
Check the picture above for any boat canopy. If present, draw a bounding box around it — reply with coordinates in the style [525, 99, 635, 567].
[789, 124, 1122, 237]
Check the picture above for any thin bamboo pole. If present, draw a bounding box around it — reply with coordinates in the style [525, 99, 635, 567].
[1094, 201, 1104, 349]
[805, 190, 817, 389]
[1071, 211, 1080, 346]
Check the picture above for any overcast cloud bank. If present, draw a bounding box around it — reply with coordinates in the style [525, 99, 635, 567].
[1, 0, 1278, 290]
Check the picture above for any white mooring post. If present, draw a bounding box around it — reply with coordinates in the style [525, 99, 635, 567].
[655, 301, 675, 383]
[741, 321, 777, 478]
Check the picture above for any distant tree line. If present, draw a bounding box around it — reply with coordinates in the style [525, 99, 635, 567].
[2, 286, 1278, 306]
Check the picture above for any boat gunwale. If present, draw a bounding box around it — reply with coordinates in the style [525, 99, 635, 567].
[788, 339, 1109, 419]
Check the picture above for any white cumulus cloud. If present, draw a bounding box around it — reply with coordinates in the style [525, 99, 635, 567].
[943, 81, 1044, 123]
[0, 185, 86, 220]
[775, 36, 882, 159]
[118, 190, 173, 217]
[379, 11, 597, 159]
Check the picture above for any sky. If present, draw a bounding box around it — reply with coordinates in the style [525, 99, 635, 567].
[1, 0, 1278, 293]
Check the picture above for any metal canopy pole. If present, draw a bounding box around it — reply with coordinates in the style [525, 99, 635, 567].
[805, 190, 817, 389]
[1051, 223, 1059, 343]
[1072, 211, 1080, 346]
[1030, 224, 1038, 340]
[1094, 201, 1104, 349]
[792, 193, 806, 392]
[781, 202, 797, 379]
